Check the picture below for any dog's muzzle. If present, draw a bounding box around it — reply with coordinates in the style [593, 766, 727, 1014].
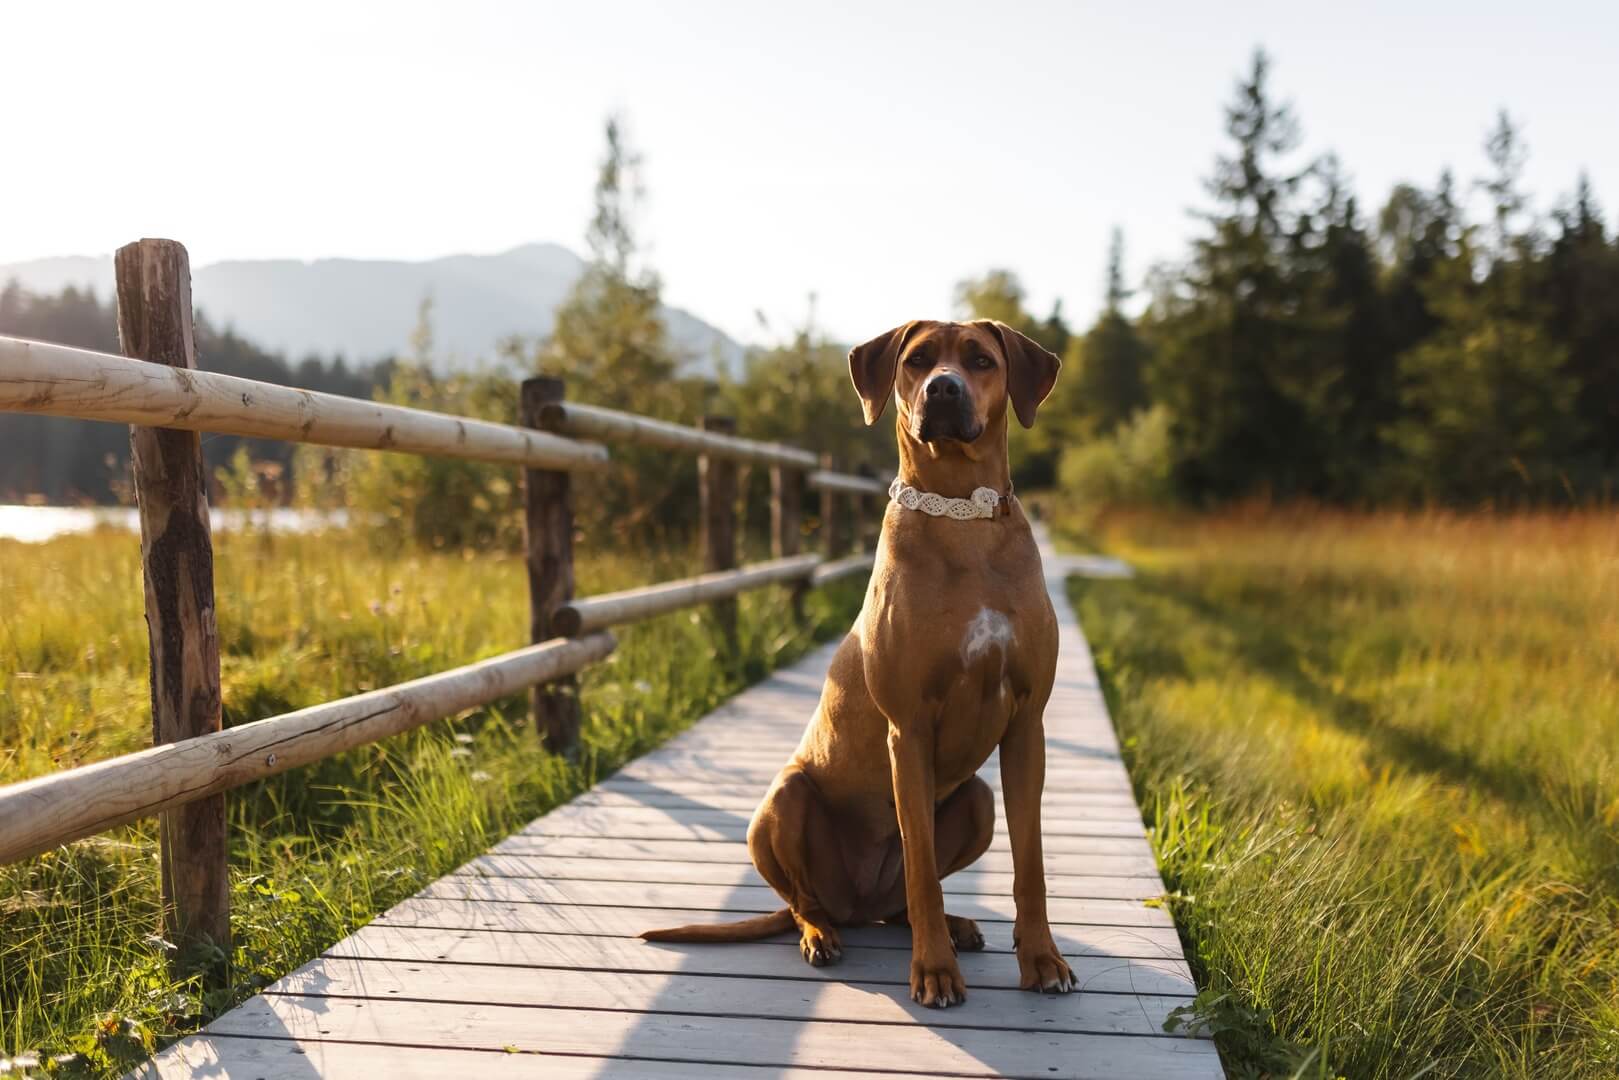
[916, 372, 982, 443]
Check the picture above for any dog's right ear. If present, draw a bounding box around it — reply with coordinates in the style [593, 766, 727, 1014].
[848, 321, 919, 426]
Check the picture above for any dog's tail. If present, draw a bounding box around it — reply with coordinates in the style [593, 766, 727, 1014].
[640, 908, 795, 943]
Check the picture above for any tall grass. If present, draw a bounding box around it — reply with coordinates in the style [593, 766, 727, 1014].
[1059, 505, 1619, 1079]
[0, 525, 863, 1075]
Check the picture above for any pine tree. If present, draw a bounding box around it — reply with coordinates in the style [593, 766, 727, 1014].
[1543, 174, 1619, 473]
[1292, 155, 1393, 498]
[1379, 172, 1463, 360]
[1386, 114, 1579, 501]
[535, 114, 697, 537]
[1071, 229, 1149, 437]
[1149, 48, 1321, 498]
[542, 115, 683, 413]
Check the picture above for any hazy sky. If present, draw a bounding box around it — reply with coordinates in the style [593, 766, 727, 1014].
[4, 1, 1614, 346]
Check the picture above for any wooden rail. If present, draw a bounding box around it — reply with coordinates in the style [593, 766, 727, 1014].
[811, 551, 878, 588]
[0, 635, 616, 865]
[538, 400, 817, 468]
[0, 236, 889, 977]
[808, 468, 886, 496]
[554, 555, 823, 635]
[0, 337, 609, 471]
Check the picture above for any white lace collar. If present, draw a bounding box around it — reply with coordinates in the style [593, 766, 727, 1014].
[889, 477, 1006, 520]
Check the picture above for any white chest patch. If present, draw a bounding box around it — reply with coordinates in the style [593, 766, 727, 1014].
[960, 608, 1015, 668]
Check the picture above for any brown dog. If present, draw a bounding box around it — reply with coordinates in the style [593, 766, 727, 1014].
[643, 319, 1074, 1008]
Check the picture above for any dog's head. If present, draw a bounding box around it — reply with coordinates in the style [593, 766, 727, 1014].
[848, 320, 1060, 446]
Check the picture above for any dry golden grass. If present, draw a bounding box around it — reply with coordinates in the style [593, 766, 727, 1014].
[1060, 504, 1619, 1078]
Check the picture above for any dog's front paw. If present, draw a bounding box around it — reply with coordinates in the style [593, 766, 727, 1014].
[946, 914, 986, 953]
[1015, 932, 1077, 994]
[799, 924, 842, 967]
[910, 951, 967, 1008]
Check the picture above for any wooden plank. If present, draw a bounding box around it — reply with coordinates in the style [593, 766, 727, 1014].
[459, 855, 1166, 900]
[614, 751, 1128, 771]
[0, 634, 616, 864]
[200, 994, 1223, 1080]
[416, 877, 1171, 928]
[626, 746, 1125, 765]
[326, 924, 1197, 997]
[535, 803, 1148, 836]
[488, 836, 1162, 876]
[374, 899, 1188, 958]
[514, 821, 1153, 856]
[135, 1036, 898, 1079]
[573, 786, 1144, 812]
[262, 955, 1193, 1038]
[584, 778, 1144, 809]
[609, 765, 1137, 795]
[0, 335, 609, 470]
[117, 238, 229, 958]
[545, 795, 1143, 818]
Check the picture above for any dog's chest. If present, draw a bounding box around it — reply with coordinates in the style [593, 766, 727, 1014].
[873, 595, 1031, 773]
[861, 520, 1056, 770]
[930, 605, 1021, 774]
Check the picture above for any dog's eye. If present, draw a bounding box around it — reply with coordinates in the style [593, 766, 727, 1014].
[972, 354, 995, 370]
[904, 352, 930, 368]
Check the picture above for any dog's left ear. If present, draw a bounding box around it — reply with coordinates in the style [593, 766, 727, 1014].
[848, 321, 919, 426]
[981, 320, 1061, 428]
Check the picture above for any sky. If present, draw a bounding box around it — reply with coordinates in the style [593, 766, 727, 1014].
[3, 0, 1615, 347]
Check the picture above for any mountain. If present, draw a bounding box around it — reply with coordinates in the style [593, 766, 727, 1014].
[0, 244, 743, 376]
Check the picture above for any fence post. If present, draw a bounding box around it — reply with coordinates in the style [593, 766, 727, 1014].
[771, 463, 806, 621]
[116, 238, 230, 969]
[820, 452, 844, 557]
[856, 462, 881, 550]
[700, 416, 739, 642]
[521, 377, 580, 753]
[770, 464, 802, 560]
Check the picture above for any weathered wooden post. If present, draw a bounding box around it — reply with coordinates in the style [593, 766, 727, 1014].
[700, 416, 739, 642]
[856, 462, 881, 550]
[820, 452, 844, 557]
[770, 464, 802, 560]
[117, 238, 230, 966]
[771, 462, 806, 621]
[522, 376, 580, 752]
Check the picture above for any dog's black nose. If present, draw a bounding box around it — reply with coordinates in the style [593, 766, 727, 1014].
[925, 372, 965, 400]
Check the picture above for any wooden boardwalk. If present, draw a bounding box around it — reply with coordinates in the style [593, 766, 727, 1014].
[135, 537, 1222, 1079]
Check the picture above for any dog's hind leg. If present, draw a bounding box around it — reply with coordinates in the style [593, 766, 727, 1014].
[748, 767, 856, 967]
[881, 774, 994, 952]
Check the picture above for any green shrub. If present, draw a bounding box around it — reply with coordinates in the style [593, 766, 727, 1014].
[1056, 404, 1174, 507]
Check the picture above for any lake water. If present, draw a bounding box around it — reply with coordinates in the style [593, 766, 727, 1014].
[0, 505, 349, 543]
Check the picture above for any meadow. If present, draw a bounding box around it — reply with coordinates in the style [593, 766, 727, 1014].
[0, 524, 863, 1075]
[1058, 506, 1619, 1079]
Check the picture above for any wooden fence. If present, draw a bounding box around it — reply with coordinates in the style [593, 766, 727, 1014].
[0, 237, 886, 964]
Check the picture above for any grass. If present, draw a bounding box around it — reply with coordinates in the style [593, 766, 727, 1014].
[0, 524, 863, 1076]
[1055, 504, 1619, 1079]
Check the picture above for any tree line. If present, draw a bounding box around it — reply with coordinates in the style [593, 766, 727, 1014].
[969, 50, 1619, 506]
[7, 50, 1615, 523]
[0, 283, 386, 501]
